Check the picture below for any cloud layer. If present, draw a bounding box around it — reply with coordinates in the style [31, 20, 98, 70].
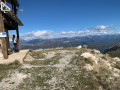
[9, 25, 119, 41]
[90, 25, 115, 31]
[20, 30, 54, 41]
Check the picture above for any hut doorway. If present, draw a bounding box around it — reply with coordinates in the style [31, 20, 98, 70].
[9, 30, 17, 49]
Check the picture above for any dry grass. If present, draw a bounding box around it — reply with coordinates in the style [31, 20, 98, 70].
[114, 61, 120, 69]
[0, 47, 120, 90]
[29, 53, 62, 65]
[84, 57, 94, 65]
[30, 51, 45, 59]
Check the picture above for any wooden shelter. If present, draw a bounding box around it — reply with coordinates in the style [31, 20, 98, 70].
[0, 0, 23, 59]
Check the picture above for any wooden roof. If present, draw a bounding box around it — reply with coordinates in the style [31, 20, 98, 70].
[5, 11, 23, 26]
[6, 0, 19, 7]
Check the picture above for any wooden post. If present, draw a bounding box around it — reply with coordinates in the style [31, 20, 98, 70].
[4, 0, 6, 4]
[16, 26, 20, 51]
[0, 11, 8, 59]
[11, 0, 14, 12]
[14, 5, 17, 15]
[6, 29, 10, 49]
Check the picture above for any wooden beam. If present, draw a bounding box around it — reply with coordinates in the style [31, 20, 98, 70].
[6, 29, 10, 49]
[0, 11, 8, 59]
[14, 5, 17, 15]
[11, 0, 14, 12]
[16, 26, 20, 51]
[3, 11, 23, 26]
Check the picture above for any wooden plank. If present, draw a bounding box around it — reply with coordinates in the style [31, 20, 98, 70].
[16, 26, 20, 51]
[3, 11, 23, 26]
[0, 11, 8, 59]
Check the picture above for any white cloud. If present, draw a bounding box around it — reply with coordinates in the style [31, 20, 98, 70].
[20, 30, 53, 41]
[18, 29, 120, 41]
[8, 25, 119, 41]
[90, 25, 115, 31]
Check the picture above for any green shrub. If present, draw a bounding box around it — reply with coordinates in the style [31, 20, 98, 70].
[85, 57, 94, 65]
[83, 45, 87, 48]
[30, 51, 45, 59]
[29, 49, 33, 52]
[9, 60, 21, 66]
[115, 61, 120, 69]
[76, 48, 87, 56]
[90, 50, 96, 54]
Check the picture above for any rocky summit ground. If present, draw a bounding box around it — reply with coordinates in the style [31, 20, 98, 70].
[0, 47, 120, 90]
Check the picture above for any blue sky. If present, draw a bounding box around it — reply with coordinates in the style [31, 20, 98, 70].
[9, 0, 120, 40]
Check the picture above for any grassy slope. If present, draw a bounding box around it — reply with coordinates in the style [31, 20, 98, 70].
[0, 47, 120, 90]
[105, 44, 120, 58]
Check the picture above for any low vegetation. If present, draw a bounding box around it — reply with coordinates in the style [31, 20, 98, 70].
[29, 51, 45, 59]
[114, 61, 120, 69]
[0, 47, 120, 90]
[29, 53, 62, 65]
[105, 43, 120, 58]
[0, 60, 20, 82]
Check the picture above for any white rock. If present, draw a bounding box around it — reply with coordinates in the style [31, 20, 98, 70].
[113, 73, 120, 77]
[113, 57, 120, 61]
[77, 45, 82, 49]
[81, 52, 93, 58]
[81, 52, 98, 64]
[93, 49, 100, 54]
[17, 73, 27, 80]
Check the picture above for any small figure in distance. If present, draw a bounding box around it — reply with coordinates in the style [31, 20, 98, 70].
[12, 35, 18, 52]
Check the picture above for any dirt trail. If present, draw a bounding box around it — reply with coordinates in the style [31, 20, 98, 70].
[22, 50, 75, 70]
[0, 50, 29, 64]
[53, 51, 75, 72]
[46, 51, 75, 90]
[0, 49, 76, 90]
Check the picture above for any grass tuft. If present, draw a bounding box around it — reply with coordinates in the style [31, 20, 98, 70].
[114, 61, 120, 69]
[30, 51, 45, 59]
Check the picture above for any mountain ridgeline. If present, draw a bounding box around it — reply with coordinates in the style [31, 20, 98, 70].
[20, 34, 120, 53]
[104, 43, 120, 58]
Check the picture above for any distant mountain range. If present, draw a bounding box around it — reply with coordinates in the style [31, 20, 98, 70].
[20, 34, 120, 53]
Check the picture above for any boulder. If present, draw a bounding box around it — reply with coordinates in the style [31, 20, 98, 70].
[113, 57, 120, 61]
[77, 45, 82, 49]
